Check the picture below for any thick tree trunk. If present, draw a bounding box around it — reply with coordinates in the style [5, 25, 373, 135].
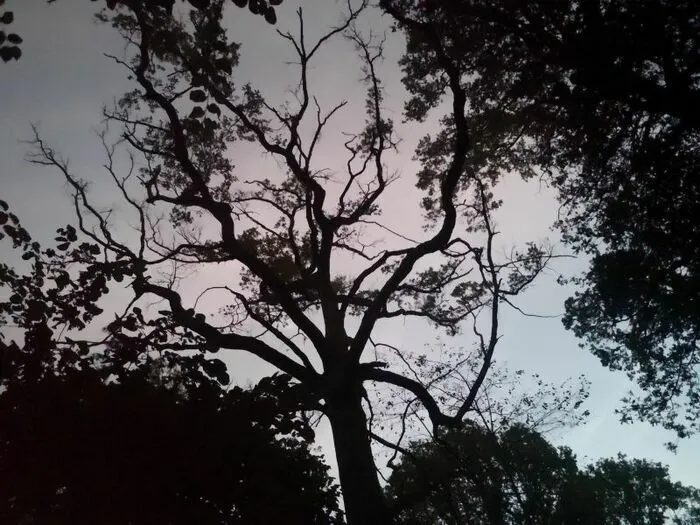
[327, 392, 393, 525]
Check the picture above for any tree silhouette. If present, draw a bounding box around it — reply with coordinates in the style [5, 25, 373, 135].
[386, 0, 700, 437]
[0, 365, 344, 524]
[12, 0, 560, 521]
[0, 206, 343, 524]
[387, 424, 700, 525]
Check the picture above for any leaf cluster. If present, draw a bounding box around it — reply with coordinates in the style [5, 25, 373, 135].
[387, 424, 700, 525]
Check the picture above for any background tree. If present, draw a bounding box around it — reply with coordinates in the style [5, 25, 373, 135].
[0, 205, 343, 525]
[15, 0, 558, 521]
[386, 423, 700, 525]
[381, 0, 700, 436]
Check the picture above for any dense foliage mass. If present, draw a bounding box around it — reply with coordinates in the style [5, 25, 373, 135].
[0, 205, 343, 525]
[387, 424, 700, 525]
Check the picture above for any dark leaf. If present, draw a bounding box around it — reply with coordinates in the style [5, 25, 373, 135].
[189, 89, 207, 103]
[65, 225, 77, 242]
[249, 0, 262, 15]
[0, 45, 20, 62]
[6, 32, 20, 44]
[189, 106, 205, 119]
[0, 11, 13, 24]
[264, 7, 276, 24]
[202, 358, 230, 385]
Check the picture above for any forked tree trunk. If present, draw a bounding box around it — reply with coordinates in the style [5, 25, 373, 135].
[327, 390, 394, 525]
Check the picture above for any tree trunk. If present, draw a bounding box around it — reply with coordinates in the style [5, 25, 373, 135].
[327, 391, 393, 525]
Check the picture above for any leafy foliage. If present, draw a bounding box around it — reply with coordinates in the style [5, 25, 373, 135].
[0, 1, 21, 62]
[383, 0, 700, 435]
[0, 0, 282, 64]
[0, 363, 343, 524]
[0, 204, 342, 524]
[386, 424, 700, 525]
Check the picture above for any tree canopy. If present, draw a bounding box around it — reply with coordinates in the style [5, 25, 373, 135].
[0, 364, 343, 524]
[387, 424, 700, 525]
[0, 207, 343, 524]
[383, 0, 700, 436]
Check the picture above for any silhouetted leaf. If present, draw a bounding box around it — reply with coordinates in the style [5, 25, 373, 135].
[202, 358, 229, 385]
[0, 45, 20, 62]
[0, 11, 13, 24]
[264, 7, 276, 24]
[249, 0, 262, 15]
[189, 89, 207, 102]
[206, 103, 220, 116]
[189, 106, 205, 119]
[6, 32, 20, 44]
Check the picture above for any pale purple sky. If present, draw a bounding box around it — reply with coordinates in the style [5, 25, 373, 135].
[1, 0, 699, 487]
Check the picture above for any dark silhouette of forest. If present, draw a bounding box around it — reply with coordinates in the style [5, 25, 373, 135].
[1, 0, 699, 523]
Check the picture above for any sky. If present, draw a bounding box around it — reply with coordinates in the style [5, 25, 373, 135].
[1, 0, 699, 488]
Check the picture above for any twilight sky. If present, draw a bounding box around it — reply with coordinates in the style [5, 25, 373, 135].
[1, 0, 699, 487]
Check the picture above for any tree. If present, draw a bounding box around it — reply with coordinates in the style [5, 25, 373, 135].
[383, 0, 700, 436]
[0, 207, 343, 524]
[386, 423, 700, 525]
[12, 0, 557, 521]
[0, 365, 344, 524]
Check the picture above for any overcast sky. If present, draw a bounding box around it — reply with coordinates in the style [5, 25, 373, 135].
[2, 0, 699, 487]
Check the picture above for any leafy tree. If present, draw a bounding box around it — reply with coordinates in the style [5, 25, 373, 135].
[386, 424, 700, 525]
[382, 0, 700, 436]
[0, 205, 343, 524]
[10, 0, 559, 521]
[0, 365, 344, 524]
